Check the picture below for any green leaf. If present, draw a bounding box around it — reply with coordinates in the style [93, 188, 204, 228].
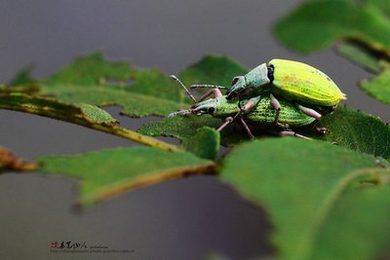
[8, 65, 36, 86]
[40, 147, 215, 206]
[336, 42, 382, 73]
[38, 52, 186, 117]
[138, 115, 246, 148]
[45, 53, 186, 103]
[129, 68, 187, 103]
[311, 179, 390, 260]
[139, 115, 219, 140]
[182, 127, 220, 159]
[45, 52, 133, 86]
[367, 0, 390, 16]
[319, 106, 390, 159]
[360, 69, 390, 104]
[79, 103, 117, 124]
[335, 42, 390, 104]
[273, 0, 390, 54]
[179, 55, 248, 87]
[220, 138, 390, 260]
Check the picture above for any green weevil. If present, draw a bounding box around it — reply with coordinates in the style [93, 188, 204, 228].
[169, 75, 323, 139]
[190, 59, 346, 123]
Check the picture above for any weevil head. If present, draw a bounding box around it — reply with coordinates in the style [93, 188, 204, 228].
[192, 96, 240, 118]
[169, 96, 240, 118]
[189, 98, 219, 116]
[167, 98, 219, 118]
[168, 99, 219, 118]
[226, 76, 247, 100]
[226, 63, 270, 100]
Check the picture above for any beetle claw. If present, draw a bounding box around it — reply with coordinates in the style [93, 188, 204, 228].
[316, 127, 328, 135]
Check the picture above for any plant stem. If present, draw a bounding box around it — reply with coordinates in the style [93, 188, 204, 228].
[0, 146, 39, 172]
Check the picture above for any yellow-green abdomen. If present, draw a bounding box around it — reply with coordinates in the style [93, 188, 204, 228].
[269, 59, 346, 106]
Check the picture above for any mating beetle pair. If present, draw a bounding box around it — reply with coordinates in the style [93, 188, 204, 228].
[169, 59, 346, 139]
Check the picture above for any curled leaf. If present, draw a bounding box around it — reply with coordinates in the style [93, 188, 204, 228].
[360, 69, 390, 104]
[274, 0, 390, 54]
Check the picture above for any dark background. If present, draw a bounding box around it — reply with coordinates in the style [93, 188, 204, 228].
[0, 1, 388, 259]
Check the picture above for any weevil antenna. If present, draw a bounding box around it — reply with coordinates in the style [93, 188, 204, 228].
[168, 109, 193, 118]
[170, 75, 197, 103]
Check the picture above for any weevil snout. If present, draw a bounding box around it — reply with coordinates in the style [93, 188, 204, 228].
[169, 99, 218, 117]
[226, 76, 246, 100]
[192, 103, 217, 115]
[187, 98, 218, 115]
[168, 109, 194, 117]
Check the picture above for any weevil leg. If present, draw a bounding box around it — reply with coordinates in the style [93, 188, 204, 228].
[233, 95, 262, 120]
[198, 88, 223, 101]
[276, 122, 289, 130]
[220, 96, 262, 126]
[297, 104, 322, 120]
[241, 96, 261, 112]
[217, 116, 234, 132]
[278, 130, 312, 140]
[239, 117, 255, 139]
[270, 93, 281, 124]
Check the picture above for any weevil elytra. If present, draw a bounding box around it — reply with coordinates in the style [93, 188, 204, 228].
[169, 75, 324, 139]
[190, 59, 346, 124]
[227, 59, 346, 105]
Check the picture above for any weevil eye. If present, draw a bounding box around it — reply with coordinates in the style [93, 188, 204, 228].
[208, 107, 215, 113]
[231, 76, 241, 86]
[267, 64, 275, 82]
